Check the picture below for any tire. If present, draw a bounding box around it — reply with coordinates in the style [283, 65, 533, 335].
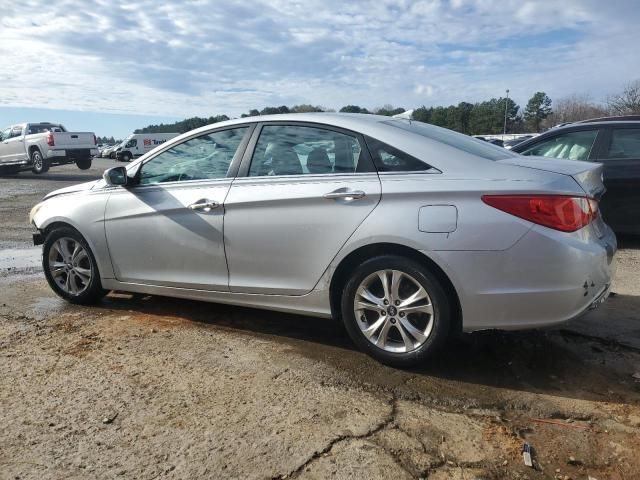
[110, 152, 116, 159]
[122, 152, 131, 162]
[42, 226, 108, 304]
[341, 255, 451, 367]
[31, 149, 49, 174]
[76, 158, 92, 170]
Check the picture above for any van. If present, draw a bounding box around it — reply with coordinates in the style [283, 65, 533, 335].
[115, 133, 179, 162]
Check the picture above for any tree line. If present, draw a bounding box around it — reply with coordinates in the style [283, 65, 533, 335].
[131, 79, 640, 136]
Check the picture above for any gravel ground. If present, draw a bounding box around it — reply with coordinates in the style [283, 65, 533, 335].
[1, 160, 639, 480]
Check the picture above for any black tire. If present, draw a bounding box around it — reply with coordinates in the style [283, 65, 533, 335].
[31, 149, 49, 174]
[42, 226, 108, 304]
[121, 151, 132, 162]
[341, 255, 451, 367]
[76, 158, 92, 170]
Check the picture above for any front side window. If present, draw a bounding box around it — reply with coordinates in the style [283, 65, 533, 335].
[520, 130, 598, 161]
[1, 128, 10, 141]
[139, 127, 248, 185]
[248, 125, 369, 177]
[605, 128, 640, 160]
[126, 139, 138, 148]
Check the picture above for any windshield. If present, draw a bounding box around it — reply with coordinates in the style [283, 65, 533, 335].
[383, 119, 517, 161]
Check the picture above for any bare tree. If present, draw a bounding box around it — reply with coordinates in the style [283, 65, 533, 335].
[607, 79, 640, 115]
[543, 94, 610, 128]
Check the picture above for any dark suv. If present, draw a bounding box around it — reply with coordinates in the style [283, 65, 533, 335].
[512, 116, 640, 235]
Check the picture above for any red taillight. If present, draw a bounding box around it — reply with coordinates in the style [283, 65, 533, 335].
[93, 134, 97, 145]
[482, 195, 596, 232]
[46, 132, 55, 146]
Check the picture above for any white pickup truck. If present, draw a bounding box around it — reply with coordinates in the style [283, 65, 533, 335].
[0, 122, 99, 174]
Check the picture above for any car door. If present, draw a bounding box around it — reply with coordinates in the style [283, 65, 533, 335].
[1, 126, 26, 163]
[104, 125, 253, 290]
[0, 127, 11, 163]
[592, 125, 640, 234]
[223, 122, 382, 295]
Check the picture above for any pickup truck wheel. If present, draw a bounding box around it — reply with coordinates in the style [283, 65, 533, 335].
[76, 158, 92, 170]
[31, 149, 49, 174]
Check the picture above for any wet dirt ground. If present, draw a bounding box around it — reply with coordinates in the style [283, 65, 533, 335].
[1, 160, 639, 480]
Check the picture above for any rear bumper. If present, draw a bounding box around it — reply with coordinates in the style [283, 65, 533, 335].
[47, 149, 98, 159]
[428, 220, 617, 331]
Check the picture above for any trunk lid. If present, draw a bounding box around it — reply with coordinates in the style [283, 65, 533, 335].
[498, 156, 605, 199]
[52, 132, 95, 149]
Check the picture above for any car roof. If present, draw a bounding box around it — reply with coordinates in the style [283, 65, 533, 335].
[184, 112, 395, 135]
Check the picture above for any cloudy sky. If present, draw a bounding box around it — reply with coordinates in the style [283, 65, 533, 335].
[1, 0, 639, 137]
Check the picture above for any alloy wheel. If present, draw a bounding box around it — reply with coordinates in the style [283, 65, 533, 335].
[354, 269, 434, 353]
[48, 237, 92, 295]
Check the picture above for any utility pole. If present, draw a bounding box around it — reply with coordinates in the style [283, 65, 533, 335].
[503, 89, 510, 137]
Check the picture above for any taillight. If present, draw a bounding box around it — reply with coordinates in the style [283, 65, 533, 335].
[93, 134, 97, 145]
[46, 132, 55, 146]
[481, 195, 596, 232]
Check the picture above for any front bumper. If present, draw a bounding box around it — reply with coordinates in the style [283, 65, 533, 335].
[33, 231, 44, 246]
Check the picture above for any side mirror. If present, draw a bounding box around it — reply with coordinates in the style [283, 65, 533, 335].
[103, 166, 128, 186]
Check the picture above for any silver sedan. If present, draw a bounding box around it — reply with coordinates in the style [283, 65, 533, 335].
[30, 113, 616, 366]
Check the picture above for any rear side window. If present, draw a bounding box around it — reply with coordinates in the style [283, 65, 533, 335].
[365, 136, 433, 172]
[520, 130, 598, 161]
[606, 128, 640, 159]
[248, 125, 371, 176]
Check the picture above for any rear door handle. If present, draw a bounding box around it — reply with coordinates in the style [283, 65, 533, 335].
[188, 199, 219, 212]
[324, 189, 366, 200]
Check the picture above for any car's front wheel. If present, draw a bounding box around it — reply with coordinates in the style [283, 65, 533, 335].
[42, 227, 107, 304]
[341, 255, 450, 367]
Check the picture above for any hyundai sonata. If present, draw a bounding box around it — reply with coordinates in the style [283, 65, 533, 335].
[30, 114, 616, 366]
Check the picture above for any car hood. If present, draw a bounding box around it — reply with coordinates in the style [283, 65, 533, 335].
[498, 156, 605, 199]
[44, 180, 100, 200]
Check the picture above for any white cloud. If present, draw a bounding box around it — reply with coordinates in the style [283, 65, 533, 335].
[0, 0, 638, 117]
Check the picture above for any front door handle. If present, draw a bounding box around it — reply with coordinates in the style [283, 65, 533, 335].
[324, 189, 366, 200]
[188, 199, 219, 212]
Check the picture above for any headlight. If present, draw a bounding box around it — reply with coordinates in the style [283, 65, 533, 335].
[29, 202, 44, 224]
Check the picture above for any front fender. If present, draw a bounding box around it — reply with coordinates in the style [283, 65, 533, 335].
[32, 191, 114, 279]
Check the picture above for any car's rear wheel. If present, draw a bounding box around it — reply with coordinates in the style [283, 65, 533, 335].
[42, 227, 107, 304]
[31, 149, 49, 174]
[75, 158, 92, 170]
[341, 255, 450, 367]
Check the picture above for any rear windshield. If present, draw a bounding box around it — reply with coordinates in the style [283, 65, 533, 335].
[382, 119, 517, 161]
[28, 124, 66, 134]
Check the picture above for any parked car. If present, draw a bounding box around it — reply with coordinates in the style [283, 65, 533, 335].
[30, 114, 616, 367]
[100, 143, 121, 159]
[114, 133, 179, 162]
[0, 122, 98, 174]
[512, 117, 640, 235]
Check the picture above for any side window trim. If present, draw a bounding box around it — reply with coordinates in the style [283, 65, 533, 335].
[132, 125, 254, 188]
[236, 121, 376, 178]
